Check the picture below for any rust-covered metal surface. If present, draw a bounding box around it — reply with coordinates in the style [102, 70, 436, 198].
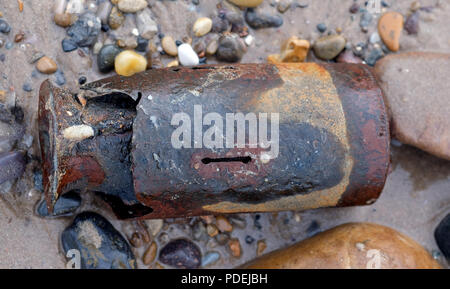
[38, 63, 389, 219]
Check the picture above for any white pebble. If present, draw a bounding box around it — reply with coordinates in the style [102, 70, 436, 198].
[178, 43, 199, 66]
[244, 35, 254, 46]
[63, 125, 94, 141]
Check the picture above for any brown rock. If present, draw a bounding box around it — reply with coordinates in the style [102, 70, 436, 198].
[216, 216, 233, 232]
[129, 232, 143, 248]
[374, 52, 450, 160]
[143, 242, 157, 265]
[244, 223, 441, 269]
[108, 6, 125, 30]
[267, 36, 310, 63]
[228, 238, 241, 258]
[161, 36, 178, 57]
[206, 224, 219, 237]
[36, 56, 58, 74]
[54, 13, 76, 27]
[256, 240, 267, 256]
[14, 31, 25, 43]
[378, 12, 404, 52]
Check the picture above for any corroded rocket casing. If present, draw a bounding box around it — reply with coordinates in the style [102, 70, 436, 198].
[38, 63, 389, 219]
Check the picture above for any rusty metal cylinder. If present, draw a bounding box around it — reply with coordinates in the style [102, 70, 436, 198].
[38, 63, 389, 219]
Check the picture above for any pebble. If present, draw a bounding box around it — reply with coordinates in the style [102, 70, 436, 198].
[206, 37, 219, 55]
[114, 50, 147, 76]
[61, 211, 136, 269]
[244, 34, 254, 46]
[97, 44, 121, 72]
[166, 59, 179, 67]
[245, 9, 283, 29]
[78, 76, 87, 85]
[216, 34, 246, 62]
[336, 49, 362, 64]
[108, 6, 125, 30]
[201, 251, 220, 267]
[313, 34, 346, 60]
[306, 220, 321, 237]
[54, 69, 66, 86]
[193, 221, 207, 241]
[62, 38, 78, 52]
[0, 151, 25, 185]
[267, 36, 310, 63]
[193, 17, 212, 37]
[404, 12, 419, 35]
[207, 223, 219, 237]
[67, 12, 101, 47]
[145, 219, 163, 237]
[66, 0, 85, 14]
[228, 238, 241, 258]
[14, 31, 25, 43]
[0, 19, 11, 34]
[245, 235, 255, 244]
[256, 240, 267, 256]
[369, 31, 381, 44]
[5, 42, 13, 49]
[277, 0, 291, 13]
[36, 191, 81, 217]
[216, 216, 233, 232]
[143, 242, 157, 265]
[159, 239, 201, 269]
[96, 0, 112, 25]
[374, 52, 450, 160]
[378, 12, 403, 52]
[161, 36, 178, 56]
[117, 0, 147, 13]
[136, 8, 158, 40]
[349, 3, 360, 13]
[215, 233, 229, 245]
[54, 13, 76, 27]
[317, 23, 327, 33]
[178, 43, 199, 66]
[22, 83, 32, 92]
[129, 232, 143, 248]
[53, 0, 67, 14]
[36, 56, 58, 74]
[359, 11, 373, 32]
[434, 214, 450, 260]
[136, 36, 149, 52]
[211, 15, 230, 33]
[228, 0, 263, 8]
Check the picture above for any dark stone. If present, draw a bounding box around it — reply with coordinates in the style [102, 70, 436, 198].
[0, 151, 25, 185]
[245, 9, 283, 29]
[435, 214, 450, 260]
[306, 220, 321, 237]
[0, 19, 11, 34]
[54, 70, 66, 86]
[253, 214, 262, 230]
[211, 15, 230, 33]
[101, 23, 110, 32]
[10, 106, 24, 123]
[199, 57, 207, 64]
[216, 34, 246, 63]
[62, 38, 78, 52]
[97, 44, 122, 73]
[365, 47, 384, 66]
[0, 54, 5, 62]
[349, 3, 360, 13]
[317, 23, 327, 33]
[37, 191, 81, 217]
[61, 211, 136, 269]
[359, 11, 372, 32]
[22, 83, 32, 92]
[78, 76, 87, 85]
[159, 239, 201, 269]
[245, 235, 255, 244]
[404, 12, 419, 35]
[136, 36, 149, 52]
[67, 13, 101, 47]
[175, 40, 182, 46]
